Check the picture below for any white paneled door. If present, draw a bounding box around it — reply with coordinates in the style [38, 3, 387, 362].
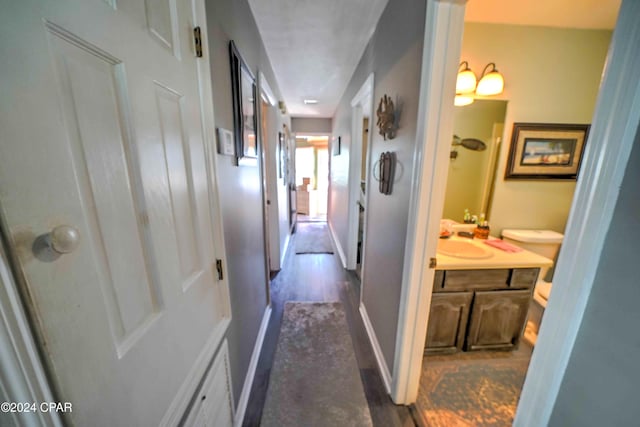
[0, 0, 231, 426]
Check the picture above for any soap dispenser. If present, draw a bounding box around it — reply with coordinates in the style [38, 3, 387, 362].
[474, 221, 490, 239]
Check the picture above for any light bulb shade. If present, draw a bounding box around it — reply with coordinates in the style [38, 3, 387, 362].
[454, 95, 474, 106]
[476, 63, 504, 96]
[456, 62, 477, 94]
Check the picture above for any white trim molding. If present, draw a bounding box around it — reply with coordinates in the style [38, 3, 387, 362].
[391, 0, 467, 405]
[359, 303, 392, 393]
[516, 1, 640, 424]
[160, 317, 231, 426]
[258, 72, 277, 106]
[234, 305, 272, 427]
[328, 221, 347, 268]
[346, 74, 374, 271]
[0, 243, 63, 427]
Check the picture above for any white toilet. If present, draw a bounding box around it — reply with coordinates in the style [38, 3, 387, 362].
[501, 229, 564, 343]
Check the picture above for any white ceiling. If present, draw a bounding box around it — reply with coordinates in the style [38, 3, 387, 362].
[248, 0, 388, 118]
[249, 0, 620, 118]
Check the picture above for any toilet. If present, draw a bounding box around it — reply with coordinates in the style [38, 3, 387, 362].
[501, 229, 564, 343]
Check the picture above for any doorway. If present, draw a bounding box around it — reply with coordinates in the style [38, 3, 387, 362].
[347, 73, 374, 277]
[401, 0, 628, 425]
[295, 136, 329, 223]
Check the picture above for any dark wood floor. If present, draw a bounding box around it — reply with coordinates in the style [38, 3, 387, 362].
[242, 225, 417, 427]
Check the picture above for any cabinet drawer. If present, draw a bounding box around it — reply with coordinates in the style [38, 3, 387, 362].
[510, 268, 540, 289]
[443, 269, 510, 291]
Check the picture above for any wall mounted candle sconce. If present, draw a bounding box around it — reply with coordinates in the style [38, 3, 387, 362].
[376, 94, 397, 140]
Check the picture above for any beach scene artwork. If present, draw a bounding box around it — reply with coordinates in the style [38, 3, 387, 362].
[520, 138, 575, 166]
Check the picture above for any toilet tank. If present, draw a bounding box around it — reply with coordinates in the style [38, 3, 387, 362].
[501, 229, 564, 280]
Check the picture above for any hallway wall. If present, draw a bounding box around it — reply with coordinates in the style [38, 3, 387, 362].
[291, 117, 332, 134]
[205, 0, 290, 405]
[330, 0, 426, 372]
[549, 126, 640, 426]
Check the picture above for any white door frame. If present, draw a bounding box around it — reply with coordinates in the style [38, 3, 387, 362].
[393, 4, 640, 427]
[347, 73, 375, 271]
[257, 71, 278, 281]
[0, 237, 63, 427]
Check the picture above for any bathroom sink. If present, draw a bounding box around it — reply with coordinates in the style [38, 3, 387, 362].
[437, 240, 493, 259]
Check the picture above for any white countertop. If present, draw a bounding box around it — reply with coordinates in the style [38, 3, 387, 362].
[435, 235, 554, 270]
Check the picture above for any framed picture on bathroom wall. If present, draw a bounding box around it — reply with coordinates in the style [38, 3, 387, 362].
[505, 123, 590, 180]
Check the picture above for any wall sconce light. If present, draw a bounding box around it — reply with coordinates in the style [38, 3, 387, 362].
[454, 95, 474, 107]
[376, 94, 397, 140]
[476, 63, 504, 96]
[278, 100, 287, 114]
[456, 61, 477, 94]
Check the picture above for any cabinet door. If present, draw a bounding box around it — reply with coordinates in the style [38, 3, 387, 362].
[466, 290, 531, 351]
[425, 292, 473, 354]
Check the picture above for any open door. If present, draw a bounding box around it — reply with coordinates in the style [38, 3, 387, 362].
[0, 1, 231, 425]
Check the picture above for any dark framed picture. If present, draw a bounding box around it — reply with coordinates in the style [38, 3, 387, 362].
[229, 40, 257, 163]
[333, 136, 341, 156]
[278, 131, 284, 178]
[505, 123, 590, 180]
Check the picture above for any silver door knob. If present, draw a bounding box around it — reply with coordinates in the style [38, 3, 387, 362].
[48, 225, 80, 254]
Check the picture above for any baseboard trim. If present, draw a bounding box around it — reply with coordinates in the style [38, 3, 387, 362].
[359, 303, 392, 393]
[233, 305, 272, 427]
[281, 233, 290, 267]
[160, 317, 230, 427]
[328, 221, 347, 268]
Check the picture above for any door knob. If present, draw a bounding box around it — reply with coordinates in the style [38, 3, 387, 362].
[47, 225, 80, 254]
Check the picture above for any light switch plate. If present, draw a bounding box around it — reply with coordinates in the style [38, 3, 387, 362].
[216, 128, 235, 156]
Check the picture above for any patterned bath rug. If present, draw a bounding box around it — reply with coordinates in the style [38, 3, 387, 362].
[417, 356, 530, 427]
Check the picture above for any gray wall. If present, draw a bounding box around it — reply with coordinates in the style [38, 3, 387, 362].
[329, 0, 425, 370]
[291, 117, 332, 134]
[205, 0, 289, 405]
[549, 126, 640, 425]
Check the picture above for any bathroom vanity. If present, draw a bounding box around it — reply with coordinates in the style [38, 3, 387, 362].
[425, 237, 553, 354]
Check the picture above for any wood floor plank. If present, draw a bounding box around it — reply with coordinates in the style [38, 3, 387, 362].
[241, 225, 416, 427]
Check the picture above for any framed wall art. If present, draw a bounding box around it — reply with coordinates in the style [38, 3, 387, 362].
[229, 40, 257, 163]
[278, 131, 284, 179]
[505, 123, 590, 180]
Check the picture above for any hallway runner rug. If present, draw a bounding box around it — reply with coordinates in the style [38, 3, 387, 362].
[260, 302, 373, 427]
[295, 222, 334, 254]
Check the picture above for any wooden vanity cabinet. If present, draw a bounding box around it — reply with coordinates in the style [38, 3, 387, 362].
[425, 292, 473, 353]
[425, 268, 539, 354]
[466, 289, 531, 350]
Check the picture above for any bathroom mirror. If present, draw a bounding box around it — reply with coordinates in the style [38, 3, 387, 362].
[442, 99, 508, 222]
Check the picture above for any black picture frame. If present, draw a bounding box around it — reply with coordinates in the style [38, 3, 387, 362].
[278, 131, 284, 179]
[333, 136, 341, 156]
[505, 123, 590, 180]
[229, 40, 257, 162]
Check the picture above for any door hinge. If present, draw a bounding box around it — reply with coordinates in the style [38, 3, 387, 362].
[216, 259, 224, 280]
[429, 257, 437, 269]
[193, 26, 203, 58]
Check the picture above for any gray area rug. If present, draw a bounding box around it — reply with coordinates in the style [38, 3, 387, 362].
[261, 302, 373, 427]
[295, 222, 334, 254]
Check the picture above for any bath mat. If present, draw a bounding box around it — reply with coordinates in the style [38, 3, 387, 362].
[417, 354, 530, 427]
[260, 302, 372, 427]
[295, 222, 334, 254]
